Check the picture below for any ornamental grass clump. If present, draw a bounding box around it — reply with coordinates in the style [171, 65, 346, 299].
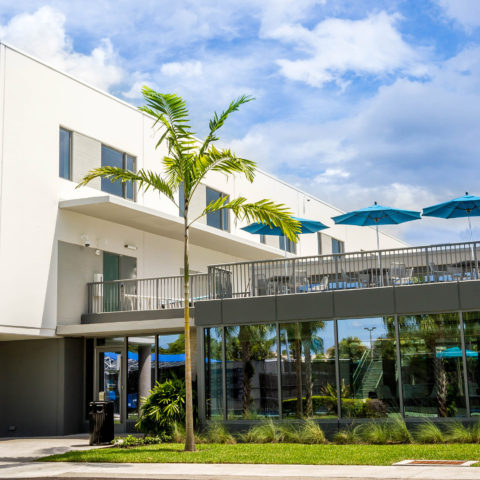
[446, 421, 480, 443]
[296, 420, 326, 444]
[203, 422, 236, 444]
[333, 426, 358, 444]
[351, 416, 411, 444]
[414, 421, 444, 444]
[241, 419, 285, 443]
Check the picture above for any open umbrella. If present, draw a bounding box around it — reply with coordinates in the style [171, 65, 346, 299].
[241, 217, 328, 256]
[331, 202, 421, 251]
[422, 192, 480, 241]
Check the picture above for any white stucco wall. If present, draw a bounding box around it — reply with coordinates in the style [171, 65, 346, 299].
[0, 44, 407, 338]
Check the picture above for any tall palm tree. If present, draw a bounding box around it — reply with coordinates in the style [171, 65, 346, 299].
[78, 88, 300, 451]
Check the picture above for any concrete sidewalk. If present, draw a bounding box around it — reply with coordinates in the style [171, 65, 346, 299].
[0, 437, 479, 480]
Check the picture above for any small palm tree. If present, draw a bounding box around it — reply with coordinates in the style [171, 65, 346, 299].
[78, 88, 300, 451]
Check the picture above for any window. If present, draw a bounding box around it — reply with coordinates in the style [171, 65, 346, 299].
[59, 128, 71, 179]
[317, 233, 323, 255]
[332, 238, 345, 254]
[206, 187, 229, 231]
[260, 234, 266, 244]
[463, 312, 480, 415]
[101, 145, 135, 200]
[279, 236, 296, 254]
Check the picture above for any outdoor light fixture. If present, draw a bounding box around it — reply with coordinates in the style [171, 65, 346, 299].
[124, 244, 137, 251]
[80, 234, 91, 247]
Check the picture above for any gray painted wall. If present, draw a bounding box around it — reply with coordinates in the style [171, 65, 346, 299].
[195, 280, 480, 326]
[58, 241, 102, 325]
[0, 338, 84, 436]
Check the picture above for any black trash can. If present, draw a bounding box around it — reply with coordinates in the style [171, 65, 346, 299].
[89, 401, 114, 445]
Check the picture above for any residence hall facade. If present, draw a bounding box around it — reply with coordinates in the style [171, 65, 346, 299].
[1, 43, 411, 436]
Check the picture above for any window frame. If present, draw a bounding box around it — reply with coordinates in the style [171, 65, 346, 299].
[332, 237, 345, 254]
[279, 235, 296, 254]
[59, 127, 72, 180]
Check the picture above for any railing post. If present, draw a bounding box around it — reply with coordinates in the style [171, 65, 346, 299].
[474, 242, 478, 280]
[292, 258, 296, 293]
[251, 263, 256, 297]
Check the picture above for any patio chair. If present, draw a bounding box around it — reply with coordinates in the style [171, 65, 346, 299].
[429, 262, 462, 282]
[428, 262, 447, 282]
[388, 262, 413, 285]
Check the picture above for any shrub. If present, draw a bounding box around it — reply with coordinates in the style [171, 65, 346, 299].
[363, 399, 388, 418]
[446, 421, 480, 443]
[414, 421, 444, 444]
[171, 421, 205, 443]
[135, 378, 185, 436]
[333, 426, 358, 444]
[351, 416, 411, 444]
[296, 420, 326, 444]
[112, 435, 166, 448]
[241, 419, 285, 443]
[203, 422, 236, 444]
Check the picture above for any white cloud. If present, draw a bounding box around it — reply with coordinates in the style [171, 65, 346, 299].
[161, 61, 203, 77]
[436, 0, 480, 30]
[0, 6, 125, 91]
[269, 11, 425, 87]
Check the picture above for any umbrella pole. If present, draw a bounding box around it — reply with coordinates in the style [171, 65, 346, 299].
[376, 223, 383, 286]
[468, 215, 473, 242]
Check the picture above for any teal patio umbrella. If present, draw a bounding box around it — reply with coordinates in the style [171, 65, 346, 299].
[242, 217, 328, 256]
[422, 192, 480, 241]
[436, 346, 478, 358]
[331, 202, 421, 251]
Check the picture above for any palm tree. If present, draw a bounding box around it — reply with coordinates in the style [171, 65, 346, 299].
[78, 88, 300, 451]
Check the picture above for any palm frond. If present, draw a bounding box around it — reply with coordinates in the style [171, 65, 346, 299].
[193, 196, 300, 241]
[199, 95, 254, 156]
[77, 166, 176, 203]
[188, 147, 256, 199]
[139, 88, 196, 169]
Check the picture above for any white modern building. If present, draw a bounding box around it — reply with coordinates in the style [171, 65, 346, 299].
[0, 42, 414, 436]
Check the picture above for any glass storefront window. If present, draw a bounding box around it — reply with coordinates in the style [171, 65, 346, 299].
[205, 327, 223, 419]
[225, 324, 278, 419]
[157, 334, 185, 383]
[279, 321, 335, 418]
[463, 312, 480, 416]
[337, 317, 399, 418]
[399, 313, 466, 417]
[127, 336, 156, 420]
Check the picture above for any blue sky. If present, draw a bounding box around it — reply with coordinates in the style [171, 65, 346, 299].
[1, 0, 480, 245]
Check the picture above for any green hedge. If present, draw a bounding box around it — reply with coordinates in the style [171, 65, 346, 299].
[282, 396, 388, 418]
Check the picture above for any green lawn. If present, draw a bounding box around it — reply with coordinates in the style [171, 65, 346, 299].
[39, 443, 480, 465]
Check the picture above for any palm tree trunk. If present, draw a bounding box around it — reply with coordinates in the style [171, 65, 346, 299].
[183, 209, 196, 451]
[241, 332, 252, 417]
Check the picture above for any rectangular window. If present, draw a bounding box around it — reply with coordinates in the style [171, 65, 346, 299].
[317, 233, 323, 255]
[398, 313, 466, 418]
[59, 128, 71, 179]
[225, 324, 278, 419]
[204, 328, 223, 420]
[280, 320, 335, 418]
[101, 145, 135, 200]
[260, 234, 266, 244]
[206, 187, 229, 231]
[279, 236, 296, 254]
[337, 316, 399, 417]
[332, 238, 345, 254]
[463, 312, 480, 416]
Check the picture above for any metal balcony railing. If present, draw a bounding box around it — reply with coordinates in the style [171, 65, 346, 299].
[87, 273, 209, 314]
[207, 241, 480, 299]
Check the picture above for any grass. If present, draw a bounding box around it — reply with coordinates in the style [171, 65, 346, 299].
[39, 443, 480, 465]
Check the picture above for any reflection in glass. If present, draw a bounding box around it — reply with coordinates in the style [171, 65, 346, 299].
[399, 313, 466, 417]
[280, 321, 335, 418]
[127, 336, 156, 420]
[101, 145, 124, 197]
[98, 351, 121, 423]
[157, 334, 185, 383]
[225, 324, 278, 419]
[204, 327, 223, 419]
[463, 312, 480, 415]
[337, 317, 399, 418]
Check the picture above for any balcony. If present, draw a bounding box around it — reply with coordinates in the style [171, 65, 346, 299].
[87, 273, 209, 314]
[85, 241, 480, 316]
[208, 240, 480, 299]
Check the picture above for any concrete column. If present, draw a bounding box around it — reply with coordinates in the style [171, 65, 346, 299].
[138, 346, 152, 405]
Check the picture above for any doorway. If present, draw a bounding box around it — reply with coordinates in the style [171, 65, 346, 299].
[103, 252, 137, 312]
[94, 345, 126, 432]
